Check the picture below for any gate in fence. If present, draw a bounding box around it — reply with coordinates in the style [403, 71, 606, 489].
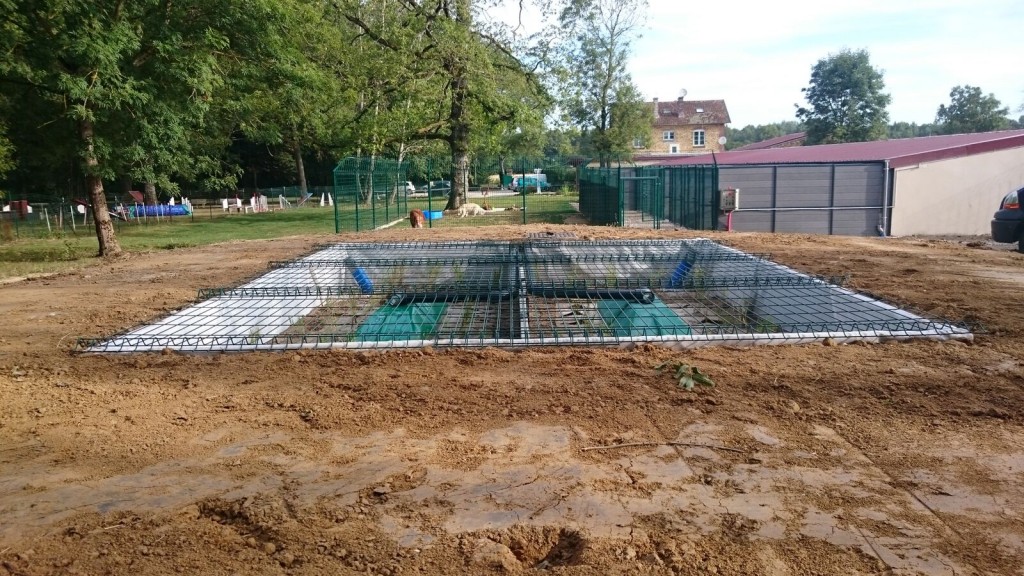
[578, 164, 719, 230]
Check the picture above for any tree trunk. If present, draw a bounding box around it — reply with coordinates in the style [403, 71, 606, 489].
[444, 73, 469, 210]
[80, 118, 122, 257]
[448, 148, 469, 211]
[120, 175, 132, 200]
[366, 155, 375, 207]
[143, 181, 157, 206]
[293, 133, 307, 196]
[388, 145, 408, 205]
[444, 0, 471, 212]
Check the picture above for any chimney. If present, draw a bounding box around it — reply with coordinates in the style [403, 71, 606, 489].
[652, 97, 658, 120]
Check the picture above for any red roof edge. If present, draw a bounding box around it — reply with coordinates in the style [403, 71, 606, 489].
[888, 133, 1024, 168]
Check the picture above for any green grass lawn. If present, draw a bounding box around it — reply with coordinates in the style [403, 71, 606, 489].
[0, 194, 580, 278]
[351, 193, 578, 230]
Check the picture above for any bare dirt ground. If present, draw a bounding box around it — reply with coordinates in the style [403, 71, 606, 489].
[1, 225, 1023, 576]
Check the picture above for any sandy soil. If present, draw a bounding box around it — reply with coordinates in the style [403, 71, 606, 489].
[1, 225, 1023, 576]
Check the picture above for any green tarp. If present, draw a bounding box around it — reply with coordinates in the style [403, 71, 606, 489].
[355, 297, 689, 342]
[355, 303, 447, 342]
[597, 298, 691, 337]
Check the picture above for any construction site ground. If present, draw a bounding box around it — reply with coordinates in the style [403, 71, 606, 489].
[1, 225, 1022, 576]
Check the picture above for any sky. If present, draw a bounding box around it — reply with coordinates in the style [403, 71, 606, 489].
[492, 0, 1024, 127]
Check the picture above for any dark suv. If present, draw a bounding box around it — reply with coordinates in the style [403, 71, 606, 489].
[991, 187, 1023, 252]
[419, 180, 451, 197]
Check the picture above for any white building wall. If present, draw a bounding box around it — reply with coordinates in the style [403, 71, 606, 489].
[890, 146, 1024, 236]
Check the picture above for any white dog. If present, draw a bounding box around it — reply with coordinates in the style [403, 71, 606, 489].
[457, 202, 486, 217]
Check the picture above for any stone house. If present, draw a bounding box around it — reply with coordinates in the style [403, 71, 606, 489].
[635, 96, 731, 156]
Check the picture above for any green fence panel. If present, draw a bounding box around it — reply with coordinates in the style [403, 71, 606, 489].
[332, 155, 587, 231]
[578, 163, 719, 230]
[578, 167, 620, 226]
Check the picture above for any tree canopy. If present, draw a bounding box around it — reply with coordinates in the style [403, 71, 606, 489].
[0, 0, 557, 252]
[795, 49, 891, 145]
[935, 85, 1010, 135]
[724, 121, 804, 150]
[289, 0, 552, 209]
[0, 0, 297, 255]
[558, 0, 650, 167]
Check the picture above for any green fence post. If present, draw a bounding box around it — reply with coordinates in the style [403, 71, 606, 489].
[712, 163, 720, 230]
[522, 170, 527, 224]
[333, 167, 342, 233]
[617, 165, 624, 227]
[334, 186, 340, 233]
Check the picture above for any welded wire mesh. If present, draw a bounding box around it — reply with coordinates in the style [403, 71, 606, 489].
[577, 165, 719, 229]
[78, 239, 971, 353]
[333, 156, 584, 231]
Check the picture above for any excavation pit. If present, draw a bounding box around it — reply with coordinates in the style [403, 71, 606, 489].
[79, 239, 971, 352]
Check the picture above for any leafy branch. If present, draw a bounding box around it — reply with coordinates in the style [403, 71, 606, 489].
[654, 360, 715, 391]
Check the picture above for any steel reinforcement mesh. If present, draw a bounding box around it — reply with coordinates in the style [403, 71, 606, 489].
[78, 239, 972, 352]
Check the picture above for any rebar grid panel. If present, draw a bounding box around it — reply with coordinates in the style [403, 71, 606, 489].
[78, 239, 972, 353]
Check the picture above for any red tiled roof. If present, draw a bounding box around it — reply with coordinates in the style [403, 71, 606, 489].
[655, 130, 1024, 168]
[651, 99, 730, 126]
[733, 132, 807, 151]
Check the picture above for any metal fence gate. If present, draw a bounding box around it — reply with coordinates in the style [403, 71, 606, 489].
[578, 164, 719, 230]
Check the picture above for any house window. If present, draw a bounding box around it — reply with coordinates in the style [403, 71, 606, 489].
[633, 138, 644, 149]
[693, 129, 706, 147]
[670, 145, 679, 154]
[662, 131, 675, 141]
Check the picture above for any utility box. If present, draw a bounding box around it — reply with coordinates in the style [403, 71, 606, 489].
[719, 188, 739, 212]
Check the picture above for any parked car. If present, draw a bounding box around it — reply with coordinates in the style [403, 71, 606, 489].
[398, 181, 415, 195]
[419, 180, 451, 196]
[991, 187, 1023, 252]
[511, 175, 550, 193]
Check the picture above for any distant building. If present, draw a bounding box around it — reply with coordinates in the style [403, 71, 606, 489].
[733, 132, 807, 151]
[635, 96, 730, 157]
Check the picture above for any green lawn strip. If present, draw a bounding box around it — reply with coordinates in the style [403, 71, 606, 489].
[0, 195, 581, 278]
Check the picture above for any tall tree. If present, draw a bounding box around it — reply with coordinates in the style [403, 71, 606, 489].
[559, 0, 650, 167]
[338, 0, 550, 210]
[0, 0, 292, 256]
[935, 85, 1010, 134]
[795, 49, 891, 145]
[233, 0, 350, 199]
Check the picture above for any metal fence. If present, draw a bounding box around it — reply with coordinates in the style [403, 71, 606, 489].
[1, 201, 91, 240]
[0, 187, 349, 242]
[79, 239, 972, 353]
[332, 156, 585, 232]
[578, 164, 720, 230]
[1, 159, 719, 242]
[0, 199, 190, 241]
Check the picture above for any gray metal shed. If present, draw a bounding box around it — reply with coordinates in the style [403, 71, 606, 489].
[651, 130, 1024, 236]
[721, 163, 886, 236]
